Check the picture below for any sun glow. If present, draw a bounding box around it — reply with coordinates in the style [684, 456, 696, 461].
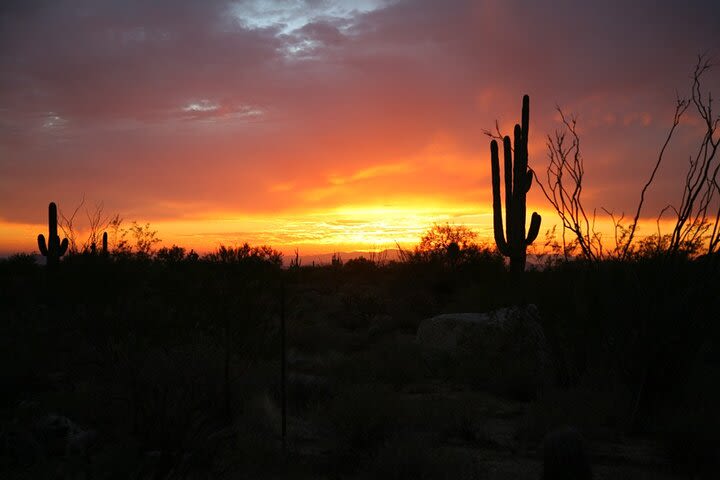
[148, 202, 495, 255]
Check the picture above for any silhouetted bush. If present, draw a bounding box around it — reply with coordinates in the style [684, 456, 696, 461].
[203, 243, 283, 266]
[326, 384, 399, 452]
[343, 255, 378, 275]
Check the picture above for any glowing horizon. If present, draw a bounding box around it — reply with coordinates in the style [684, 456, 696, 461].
[0, 200, 491, 255]
[0, 200, 689, 260]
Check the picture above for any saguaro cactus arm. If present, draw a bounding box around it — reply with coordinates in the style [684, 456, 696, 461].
[491, 140, 510, 256]
[59, 238, 69, 256]
[38, 234, 48, 256]
[527, 212, 541, 245]
[38, 234, 67, 257]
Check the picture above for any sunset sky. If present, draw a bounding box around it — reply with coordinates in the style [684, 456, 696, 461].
[1, 0, 719, 256]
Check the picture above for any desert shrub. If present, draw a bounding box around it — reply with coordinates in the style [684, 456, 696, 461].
[344, 256, 379, 275]
[284, 372, 333, 414]
[394, 390, 521, 436]
[518, 386, 634, 443]
[203, 243, 282, 267]
[370, 433, 480, 480]
[370, 341, 428, 387]
[389, 291, 438, 331]
[289, 324, 364, 356]
[352, 291, 386, 319]
[456, 245, 505, 275]
[325, 384, 400, 452]
[335, 311, 369, 330]
[338, 287, 387, 329]
[154, 245, 186, 263]
[0, 253, 39, 269]
[540, 257, 719, 426]
[0, 255, 41, 307]
[329, 339, 427, 387]
[659, 336, 720, 476]
[662, 413, 720, 478]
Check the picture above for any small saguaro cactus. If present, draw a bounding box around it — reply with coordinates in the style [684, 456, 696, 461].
[37, 202, 69, 268]
[490, 95, 542, 274]
[91, 232, 108, 255]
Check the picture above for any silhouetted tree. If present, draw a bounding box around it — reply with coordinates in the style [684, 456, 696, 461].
[411, 223, 502, 270]
[417, 223, 478, 254]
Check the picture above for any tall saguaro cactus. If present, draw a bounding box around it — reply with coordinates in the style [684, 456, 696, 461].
[37, 202, 69, 268]
[490, 95, 542, 274]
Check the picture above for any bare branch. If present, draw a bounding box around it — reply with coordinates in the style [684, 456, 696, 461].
[535, 109, 602, 262]
[58, 194, 86, 254]
[622, 95, 690, 259]
[665, 55, 720, 256]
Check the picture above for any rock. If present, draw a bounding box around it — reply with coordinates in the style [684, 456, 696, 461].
[66, 428, 98, 456]
[0, 414, 98, 466]
[416, 305, 551, 398]
[32, 414, 97, 457]
[368, 314, 394, 339]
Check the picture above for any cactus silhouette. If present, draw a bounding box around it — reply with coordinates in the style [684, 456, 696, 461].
[37, 202, 69, 267]
[490, 95, 541, 274]
[90, 232, 108, 255]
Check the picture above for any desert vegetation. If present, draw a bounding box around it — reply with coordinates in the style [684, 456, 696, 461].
[1, 60, 719, 480]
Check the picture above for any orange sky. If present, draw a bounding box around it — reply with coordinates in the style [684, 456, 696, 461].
[1, 1, 718, 256]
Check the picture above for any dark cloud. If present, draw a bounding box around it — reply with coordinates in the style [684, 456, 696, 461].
[0, 0, 280, 122]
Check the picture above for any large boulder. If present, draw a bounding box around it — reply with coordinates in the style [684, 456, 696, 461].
[0, 414, 98, 466]
[416, 305, 551, 398]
